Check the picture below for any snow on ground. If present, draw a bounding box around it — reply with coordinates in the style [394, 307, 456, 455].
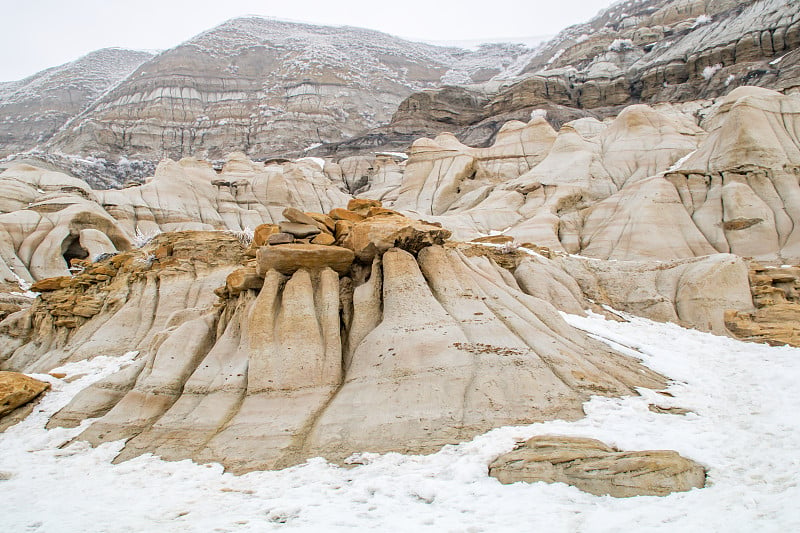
[2, 314, 800, 532]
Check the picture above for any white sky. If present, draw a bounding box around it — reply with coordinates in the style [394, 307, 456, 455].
[1, 0, 617, 82]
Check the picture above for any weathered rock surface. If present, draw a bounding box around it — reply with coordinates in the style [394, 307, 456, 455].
[0, 371, 49, 417]
[5, 238, 665, 473]
[0, 152, 350, 283]
[516, 252, 754, 334]
[378, 88, 800, 263]
[489, 435, 706, 497]
[341, 213, 451, 261]
[1, 231, 246, 372]
[725, 262, 800, 346]
[256, 244, 354, 275]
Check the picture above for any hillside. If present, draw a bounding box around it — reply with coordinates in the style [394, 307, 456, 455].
[0, 48, 154, 158]
[41, 17, 538, 161]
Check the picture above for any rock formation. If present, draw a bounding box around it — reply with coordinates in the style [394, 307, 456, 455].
[369, 88, 800, 264]
[725, 262, 800, 346]
[0, 200, 669, 473]
[0, 371, 49, 418]
[489, 435, 706, 497]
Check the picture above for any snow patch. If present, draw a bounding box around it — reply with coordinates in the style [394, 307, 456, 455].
[702, 64, 723, 80]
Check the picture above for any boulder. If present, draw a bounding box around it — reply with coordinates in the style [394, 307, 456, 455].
[341, 214, 452, 261]
[30, 276, 71, 292]
[267, 233, 295, 245]
[489, 435, 706, 497]
[306, 212, 336, 233]
[252, 224, 280, 247]
[256, 244, 355, 275]
[279, 221, 321, 238]
[225, 267, 264, 295]
[0, 372, 50, 417]
[329, 208, 365, 223]
[282, 207, 319, 227]
[347, 198, 382, 215]
[311, 233, 336, 246]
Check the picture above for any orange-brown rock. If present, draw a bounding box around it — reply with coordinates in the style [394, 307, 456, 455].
[154, 244, 173, 260]
[30, 276, 71, 292]
[366, 206, 401, 217]
[0, 371, 50, 417]
[347, 198, 382, 216]
[256, 244, 355, 276]
[253, 224, 280, 247]
[329, 208, 365, 223]
[341, 214, 452, 261]
[725, 262, 800, 347]
[311, 233, 336, 246]
[226, 267, 264, 295]
[334, 220, 354, 240]
[282, 207, 319, 227]
[489, 435, 706, 498]
[306, 212, 336, 233]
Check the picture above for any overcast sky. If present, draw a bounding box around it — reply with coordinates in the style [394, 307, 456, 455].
[1, 0, 617, 82]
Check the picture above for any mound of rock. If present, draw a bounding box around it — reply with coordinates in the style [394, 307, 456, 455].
[0, 371, 49, 418]
[489, 435, 706, 497]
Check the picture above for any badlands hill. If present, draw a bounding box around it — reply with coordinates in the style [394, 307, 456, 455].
[0, 48, 154, 159]
[35, 18, 535, 162]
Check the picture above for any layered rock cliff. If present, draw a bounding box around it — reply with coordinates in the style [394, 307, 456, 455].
[324, 0, 800, 156]
[39, 18, 536, 162]
[0, 49, 154, 158]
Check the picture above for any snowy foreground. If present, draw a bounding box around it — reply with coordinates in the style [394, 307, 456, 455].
[1, 313, 799, 532]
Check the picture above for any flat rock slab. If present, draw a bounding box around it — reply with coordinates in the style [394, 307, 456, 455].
[489, 435, 706, 497]
[257, 244, 355, 275]
[279, 221, 320, 238]
[0, 371, 50, 417]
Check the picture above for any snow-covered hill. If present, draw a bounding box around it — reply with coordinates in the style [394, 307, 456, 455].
[0, 48, 153, 158]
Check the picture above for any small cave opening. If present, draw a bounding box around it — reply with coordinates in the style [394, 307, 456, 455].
[62, 236, 90, 267]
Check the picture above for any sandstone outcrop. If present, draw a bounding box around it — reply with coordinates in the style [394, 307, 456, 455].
[1, 231, 246, 372]
[489, 435, 706, 497]
[256, 244, 354, 275]
[0, 371, 49, 417]
[725, 262, 800, 346]
[0, 223, 666, 473]
[0, 152, 350, 283]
